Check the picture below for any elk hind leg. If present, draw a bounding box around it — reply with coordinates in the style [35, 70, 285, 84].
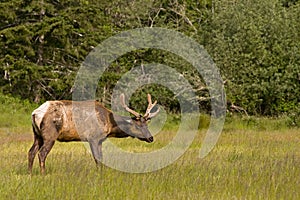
[28, 134, 43, 174]
[38, 140, 55, 175]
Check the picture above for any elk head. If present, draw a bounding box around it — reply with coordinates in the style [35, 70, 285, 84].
[119, 94, 160, 143]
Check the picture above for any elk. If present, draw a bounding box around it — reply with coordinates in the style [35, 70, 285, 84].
[28, 94, 159, 174]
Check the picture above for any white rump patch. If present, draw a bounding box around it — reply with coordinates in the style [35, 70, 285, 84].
[32, 101, 50, 129]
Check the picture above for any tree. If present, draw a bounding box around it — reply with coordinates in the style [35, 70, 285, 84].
[204, 0, 300, 115]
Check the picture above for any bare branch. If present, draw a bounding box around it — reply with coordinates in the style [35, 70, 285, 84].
[230, 104, 249, 117]
[169, 6, 197, 33]
[149, 8, 163, 28]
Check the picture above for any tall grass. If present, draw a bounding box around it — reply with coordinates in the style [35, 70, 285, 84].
[1, 129, 299, 199]
[0, 94, 299, 199]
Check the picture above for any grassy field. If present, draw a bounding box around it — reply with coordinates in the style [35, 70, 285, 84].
[0, 95, 299, 199]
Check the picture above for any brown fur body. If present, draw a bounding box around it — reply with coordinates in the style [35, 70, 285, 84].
[28, 100, 154, 174]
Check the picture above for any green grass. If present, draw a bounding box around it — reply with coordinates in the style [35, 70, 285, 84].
[0, 94, 299, 199]
[1, 128, 299, 199]
[0, 94, 37, 134]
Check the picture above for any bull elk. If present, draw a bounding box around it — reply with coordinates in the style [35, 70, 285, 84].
[28, 94, 159, 174]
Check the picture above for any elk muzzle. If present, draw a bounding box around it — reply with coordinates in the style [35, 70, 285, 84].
[138, 136, 154, 143]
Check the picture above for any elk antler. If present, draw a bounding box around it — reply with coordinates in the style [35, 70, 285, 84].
[120, 94, 141, 118]
[144, 94, 160, 119]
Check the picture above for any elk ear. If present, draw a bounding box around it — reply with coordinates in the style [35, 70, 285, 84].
[125, 119, 133, 124]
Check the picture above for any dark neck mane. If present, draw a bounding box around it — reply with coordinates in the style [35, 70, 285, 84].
[107, 113, 131, 138]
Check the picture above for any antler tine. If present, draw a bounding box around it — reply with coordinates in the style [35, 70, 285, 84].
[144, 94, 158, 118]
[148, 106, 160, 118]
[120, 94, 141, 118]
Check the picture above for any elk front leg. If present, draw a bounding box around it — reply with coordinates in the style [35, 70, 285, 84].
[97, 141, 103, 169]
[88, 140, 103, 166]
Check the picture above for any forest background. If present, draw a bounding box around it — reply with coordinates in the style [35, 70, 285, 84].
[1, 0, 299, 123]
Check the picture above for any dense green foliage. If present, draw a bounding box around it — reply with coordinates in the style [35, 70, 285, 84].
[205, 0, 300, 116]
[1, 0, 299, 117]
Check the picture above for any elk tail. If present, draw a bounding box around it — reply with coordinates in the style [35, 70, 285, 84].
[31, 114, 41, 136]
